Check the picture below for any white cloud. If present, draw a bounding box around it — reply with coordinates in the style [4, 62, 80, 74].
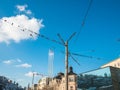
[0, 15, 44, 44]
[16, 5, 27, 12]
[26, 10, 32, 15]
[2, 58, 22, 65]
[3, 60, 13, 64]
[16, 59, 22, 63]
[25, 71, 38, 77]
[16, 63, 32, 68]
[16, 4, 32, 15]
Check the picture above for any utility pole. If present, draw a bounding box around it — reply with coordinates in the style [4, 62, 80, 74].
[65, 41, 68, 90]
[57, 32, 76, 90]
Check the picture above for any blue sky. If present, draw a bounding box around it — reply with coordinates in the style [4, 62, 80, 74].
[0, 0, 120, 87]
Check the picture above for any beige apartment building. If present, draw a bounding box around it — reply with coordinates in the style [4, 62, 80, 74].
[37, 77, 50, 90]
[50, 67, 77, 90]
[37, 66, 77, 90]
[101, 58, 120, 68]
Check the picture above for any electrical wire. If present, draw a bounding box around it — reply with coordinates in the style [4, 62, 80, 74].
[2, 19, 63, 45]
[3, 18, 104, 69]
[75, 0, 93, 42]
[71, 52, 103, 60]
[69, 54, 81, 67]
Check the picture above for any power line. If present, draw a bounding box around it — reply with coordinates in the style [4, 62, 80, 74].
[59, 49, 103, 67]
[69, 54, 81, 66]
[75, 0, 93, 42]
[3, 19, 104, 64]
[71, 52, 103, 60]
[3, 19, 76, 90]
[2, 19, 63, 45]
[3, 18, 106, 90]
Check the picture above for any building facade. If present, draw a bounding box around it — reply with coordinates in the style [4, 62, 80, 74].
[49, 67, 77, 90]
[37, 77, 51, 90]
[37, 66, 77, 90]
[0, 76, 24, 90]
[101, 58, 120, 68]
[77, 66, 120, 90]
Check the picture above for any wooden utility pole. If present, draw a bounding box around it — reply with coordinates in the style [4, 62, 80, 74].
[65, 41, 68, 90]
[58, 32, 76, 90]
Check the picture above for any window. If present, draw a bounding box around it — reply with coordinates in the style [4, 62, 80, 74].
[118, 63, 120, 66]
[69, 77, 74, 82]
[70, 86, 73, 90]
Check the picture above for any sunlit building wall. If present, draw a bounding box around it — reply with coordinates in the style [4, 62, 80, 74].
[101, 58, 120, 68]
[37, 67, 77, 90]
[37, 77, 50, 90]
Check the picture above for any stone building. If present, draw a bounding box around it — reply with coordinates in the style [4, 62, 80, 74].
[49, 66, 77, 90]
[37, 77, 51, 90]
[37, 66, 77, 90]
